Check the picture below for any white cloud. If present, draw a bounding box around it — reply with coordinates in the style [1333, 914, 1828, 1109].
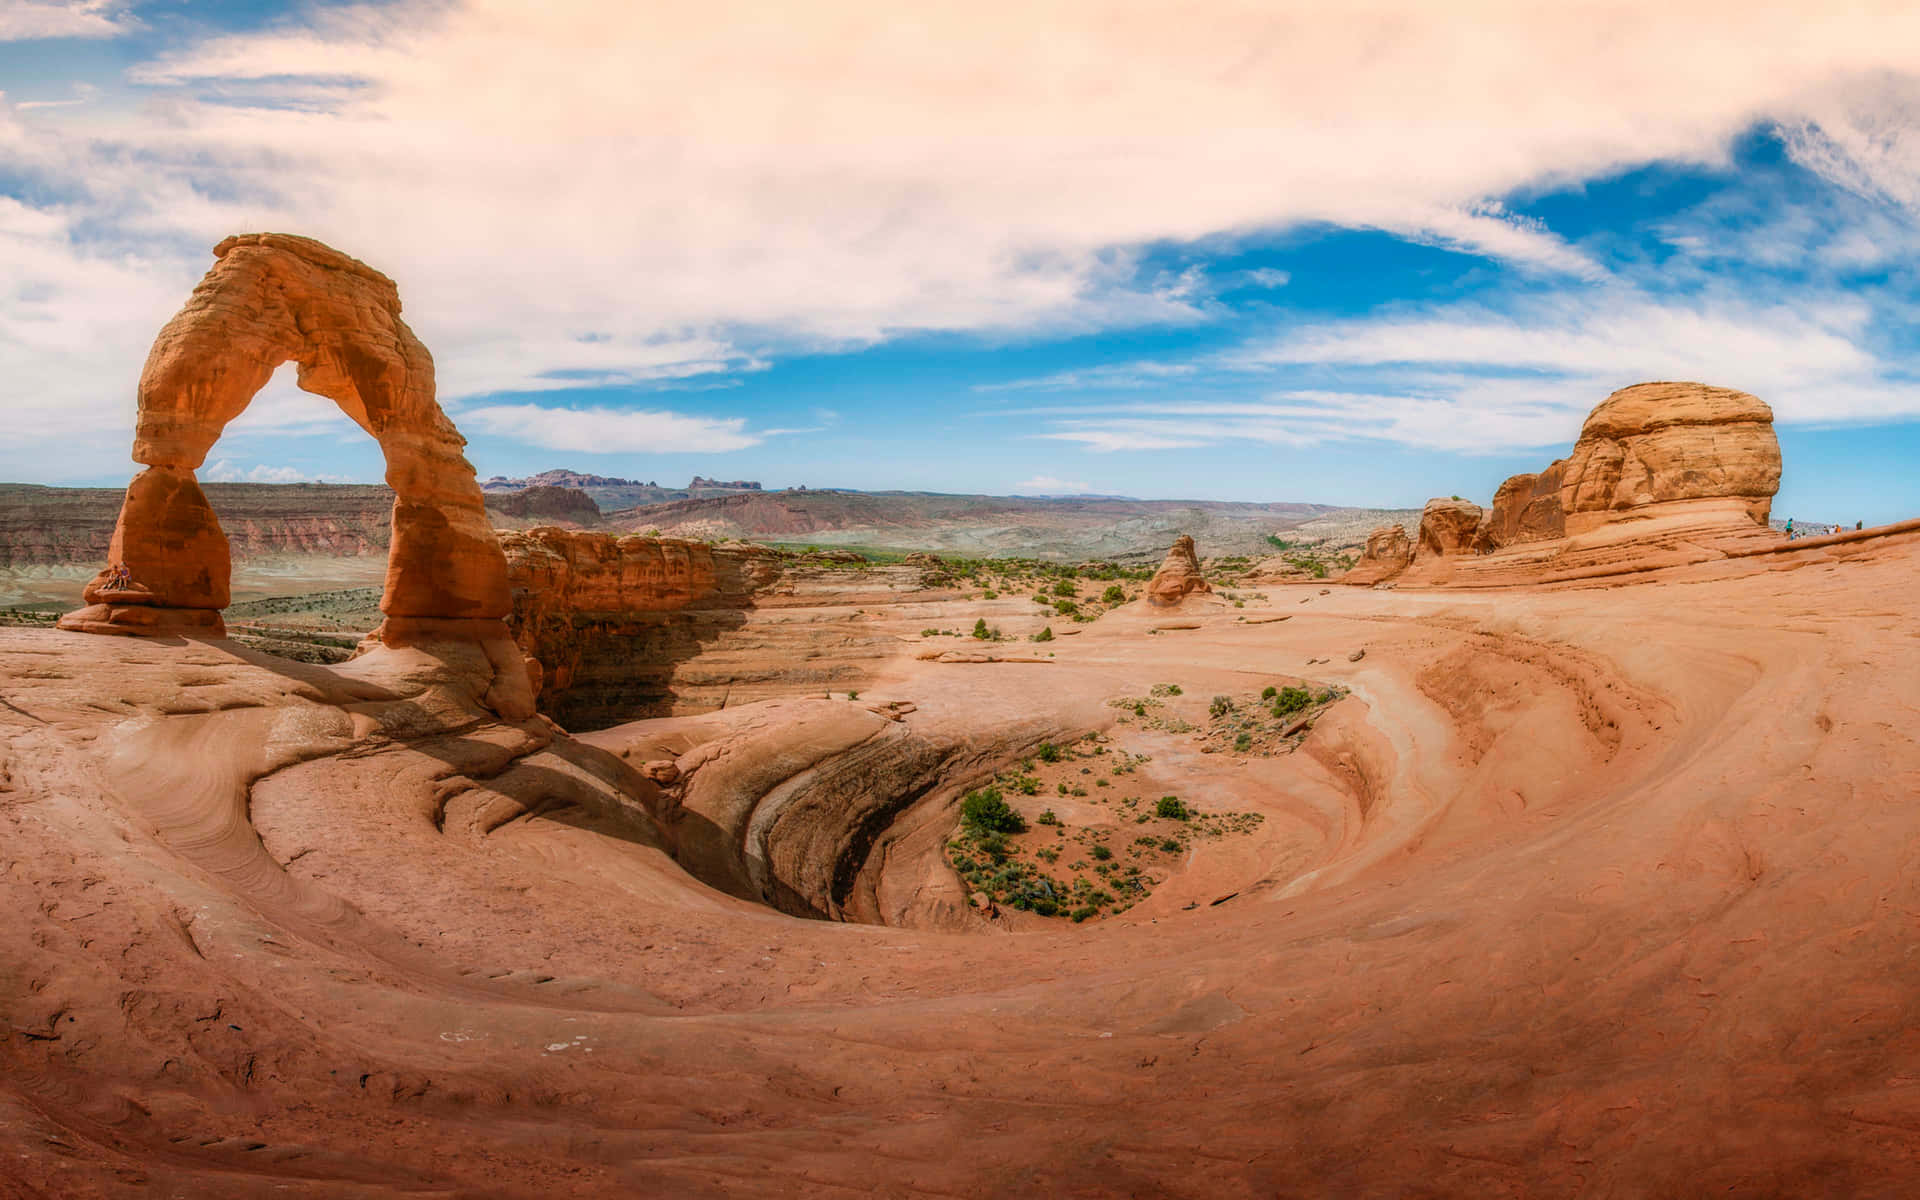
[0, 1, 131, 41]
[460, 404, 761, 454]
[1012, 475, 1091, 494]
[13, 1, 1920, 475]
[203, 460, 356, 484]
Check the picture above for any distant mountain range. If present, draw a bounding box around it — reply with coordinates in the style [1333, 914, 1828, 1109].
[480, 470, 762, 510]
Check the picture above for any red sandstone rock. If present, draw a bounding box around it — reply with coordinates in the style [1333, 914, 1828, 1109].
[61, 233, 511, 637]
[1415, 498, 1484, 560]
[1477, 460, 1568, 551]
[57, 233, 528, 715]
[1145, 534, 1212, 607]
[1344, 524, 1412, 585]
[1559, 381, 1780, 533]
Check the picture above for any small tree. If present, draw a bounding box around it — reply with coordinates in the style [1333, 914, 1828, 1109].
[1101, 584, 1125, 604]
[961, 787, 1027, 833]
[972, 617, 991, 640]
[1155, 796, 1190, 820]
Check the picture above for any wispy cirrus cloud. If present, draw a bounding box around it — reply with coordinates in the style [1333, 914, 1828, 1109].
[0, 1, 133, 42]
[460, 404, 764, 454]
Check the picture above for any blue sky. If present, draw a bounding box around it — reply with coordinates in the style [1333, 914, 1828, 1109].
[5, 2, 1920, 523]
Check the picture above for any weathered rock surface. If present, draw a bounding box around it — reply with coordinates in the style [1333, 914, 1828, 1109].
[1145, 534, 1212, 606]
[1344, 523, 1413, 585]
[483, 484, 601, 525]
[1415, 499, 1484, 560]
[58, 233, 527, 716]
[1559, 381, 1780, 533]
[1476, 460, 1568, 551]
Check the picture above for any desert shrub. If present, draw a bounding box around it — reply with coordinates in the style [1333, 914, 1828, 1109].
[983, 589, 998, 599]
[1010, 774, 1042, 795]
[1070, 905, 1099, 923]
[1052, 579, 1078, 598]
[1054, 599, 1079, 616]
[1272, 686, 1313, 716]
[1317, 689, 1336, 704]
[1036, 742, 1063, 763]
[972, 618, 991, 640]
[1057, 781, 1069, 795]
[1101, 584, 1126, 604]
[1132, 702, 1147, 716]
[1032, 626, 1054, 642]
[1095, 778, 1109, 788]
[1155, 796, 1191, 820]
[921, 628, 940, 637]
[1233, 732, 1252, 752]
[1261, 685, 1278, 700]
[1036, 808, 1061, 826]
[962, 787, 1027, 834]
[1151, 683, 1182, 697]
[1090, 843, 1113, 861]
[1160, 837, 1183, 852]
[1034, 593, 1052, 605]
[1209, 695, 1233, 718]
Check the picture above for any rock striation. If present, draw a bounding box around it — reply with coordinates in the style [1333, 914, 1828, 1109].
[1344, 524, 1413, 586]
[1415, 382, 1783, 587]
[1415, 499, 1484, 561]
[1556, 381, 1781, 533]
[1145, 534, 1212, 607]
[1475, 461, 1568, 551]
[483, 484, 601, 525]
[58, 233, 529, 716]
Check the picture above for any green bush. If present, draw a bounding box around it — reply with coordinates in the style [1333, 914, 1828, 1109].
[1090, 844, 1113, 861]
[1160, 837, 1183, 852]
[1054, 599, 1078, 615]
[1233, 732, 1252, 752]
[1031, 626, 1054, 642]
[1052, 579, 1078, 598]
[972, 617, 991, 640]
[1070, 905, 1099, 923]
[1036, 808, 1061, 826]
[961, 787, 1027, 833]
[1261, 685, 1278, 700]
[1036, 742, 1063, 763]
[1101, 584, 1126, 604]
[1209, 695, 1233, 718]
[1155, 796, 1190, 820]
[1272, 686, 1313, 716]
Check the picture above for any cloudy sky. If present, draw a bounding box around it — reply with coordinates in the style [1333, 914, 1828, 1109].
[5, 0, 1920, 521]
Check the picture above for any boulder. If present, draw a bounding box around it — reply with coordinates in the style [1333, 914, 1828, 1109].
[1559, 382, 1780, 533]
[1344, 524, 1412, 586]
[1477, 461, 1568, 552]
[1416, 499, 1484, 560]
[1145, 534, 1212, 607]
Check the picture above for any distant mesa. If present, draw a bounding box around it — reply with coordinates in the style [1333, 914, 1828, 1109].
[1347, 380, 1783, 588]
[482, 469, 761, 494]
[1145, 533, 1212, 607]
[57, 232, 533, 718]
[482, 484, 600, 524]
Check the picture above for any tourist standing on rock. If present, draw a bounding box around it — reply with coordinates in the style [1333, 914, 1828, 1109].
[1786, 518, 1794, 539]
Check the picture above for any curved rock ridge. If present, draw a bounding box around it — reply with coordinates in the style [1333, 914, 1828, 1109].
[1145, 533, 1212, 606]
[60, 234, 512, 642]
[1558, 381, 1780, 533]
[1344, 523, 1412, 586]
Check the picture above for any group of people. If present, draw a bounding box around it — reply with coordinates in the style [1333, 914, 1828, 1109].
[1784, 519, 1866, 541]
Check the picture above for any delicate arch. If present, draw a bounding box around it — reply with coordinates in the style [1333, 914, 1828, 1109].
[60, 234, 511, 641]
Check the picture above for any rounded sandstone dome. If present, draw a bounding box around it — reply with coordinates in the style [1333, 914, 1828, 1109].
[1579, 381, 1773, 440]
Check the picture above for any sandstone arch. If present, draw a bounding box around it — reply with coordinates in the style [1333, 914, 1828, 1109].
[59, 234, 512, 651]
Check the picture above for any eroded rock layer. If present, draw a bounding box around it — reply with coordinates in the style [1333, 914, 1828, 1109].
[1145, 533, 1212, 606]
[1344, 523, 1412, 586]
[60, 234, 512, 645]
[1559, 381, 1780, 533]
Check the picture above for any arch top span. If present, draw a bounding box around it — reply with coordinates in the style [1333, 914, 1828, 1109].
[59, 233, 528, 714]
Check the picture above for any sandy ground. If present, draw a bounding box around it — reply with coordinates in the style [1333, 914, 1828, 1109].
[2, 528, 1919, 1196]
[0, 556, 389, 611]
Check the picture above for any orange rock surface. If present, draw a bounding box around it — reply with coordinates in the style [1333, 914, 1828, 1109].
[1559, 381, 1780, 534]
[1145, 533, 1212, 606]
[1476, 459, 1568, 550]
[1344, 522, 1412, 585]
[6, 522, 1920, 1195]
[60, 234, 511, 638]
